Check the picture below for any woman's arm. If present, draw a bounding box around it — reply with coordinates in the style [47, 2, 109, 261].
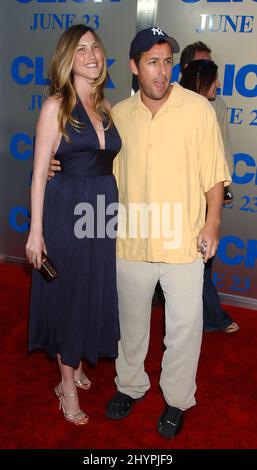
[26, 96, 60, 269]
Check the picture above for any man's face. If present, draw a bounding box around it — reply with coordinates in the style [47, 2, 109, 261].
[130, 42, 173, 102]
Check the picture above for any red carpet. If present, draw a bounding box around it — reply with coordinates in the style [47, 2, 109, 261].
[0, 262, 257, 449]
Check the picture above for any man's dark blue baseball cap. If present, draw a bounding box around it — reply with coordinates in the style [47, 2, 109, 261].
[129, 27, 180, 59]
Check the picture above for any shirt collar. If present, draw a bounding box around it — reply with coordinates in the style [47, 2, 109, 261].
[133, 82, 184, 113]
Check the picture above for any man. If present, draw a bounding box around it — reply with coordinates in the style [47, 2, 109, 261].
[106, 28, 230, 439]
[180, 41, 233, 175]
[180, 41, 239, 334]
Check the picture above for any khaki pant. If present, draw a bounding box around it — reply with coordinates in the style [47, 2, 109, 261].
[115, 258, 204, 410]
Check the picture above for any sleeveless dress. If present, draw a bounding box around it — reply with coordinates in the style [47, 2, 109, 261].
[29, 100, 121, 367]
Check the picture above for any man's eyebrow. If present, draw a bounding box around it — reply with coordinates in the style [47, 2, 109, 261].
[147, 55, 173, 60]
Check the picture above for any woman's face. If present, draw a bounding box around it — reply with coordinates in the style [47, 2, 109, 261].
[206, 75, 220, 101]
[72, 31, 104, 82]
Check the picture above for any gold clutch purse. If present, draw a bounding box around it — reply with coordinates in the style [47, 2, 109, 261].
[38, 252, 59, 282]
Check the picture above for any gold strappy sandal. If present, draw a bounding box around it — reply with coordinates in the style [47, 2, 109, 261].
[54, 385, 89, 425]
[223, 322, 240, 334]
[74, 372, 91, 390]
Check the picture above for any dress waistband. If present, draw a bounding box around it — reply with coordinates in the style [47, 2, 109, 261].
[59, 151, 114, 177]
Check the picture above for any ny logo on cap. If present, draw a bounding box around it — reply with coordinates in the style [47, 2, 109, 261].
[151, 27, 165, 36]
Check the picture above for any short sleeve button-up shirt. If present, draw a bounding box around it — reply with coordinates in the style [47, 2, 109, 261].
[112, 83, 231, 263]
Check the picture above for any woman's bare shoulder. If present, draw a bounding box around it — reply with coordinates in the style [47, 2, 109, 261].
[42, 94, 62, 112]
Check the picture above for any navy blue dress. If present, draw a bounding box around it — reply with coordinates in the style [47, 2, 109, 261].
[29, 100, 121, 367]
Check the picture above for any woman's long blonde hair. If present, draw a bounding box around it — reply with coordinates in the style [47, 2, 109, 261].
[48, 24, 112, 141]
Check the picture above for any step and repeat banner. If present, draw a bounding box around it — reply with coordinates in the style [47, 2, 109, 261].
[0, 0, 256, 306]
[0, 0, 137, 259]
[155, 0, 257, 306]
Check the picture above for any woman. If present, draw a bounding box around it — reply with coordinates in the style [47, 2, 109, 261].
[26, 24, 121, 425]
[180, 58, 219, 99]
[180, 59, 239, 334]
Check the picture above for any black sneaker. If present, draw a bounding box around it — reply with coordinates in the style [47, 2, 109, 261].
[157, 405, 184, 439]
[106, 391, 145, 420]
